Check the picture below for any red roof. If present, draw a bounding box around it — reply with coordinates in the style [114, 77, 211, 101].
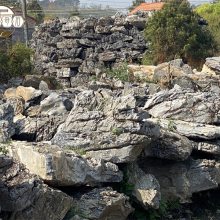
[130, 2, 164, 15]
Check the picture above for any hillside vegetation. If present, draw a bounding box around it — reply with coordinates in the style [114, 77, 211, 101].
[144, 0, 216, 68]
[196, 0, 220, 54]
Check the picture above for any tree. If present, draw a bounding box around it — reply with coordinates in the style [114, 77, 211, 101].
[27, 0, 45, 24]
[129, 0, 145, 11]
[144, 0, 216, 68]
[196, 1, 220, 54]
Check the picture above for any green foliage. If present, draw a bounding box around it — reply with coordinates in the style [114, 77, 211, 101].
[0, 43, 33, 83]
[117, 168, 135, 196]
[167, 119, 176, 132]
[106, 63, 130, 82]
[196, 1, 220, 54]
[64, 146, 87, 156]
[129, 199, 181, 220]
[111, 127, 124, 136]
[27, 0, 45, 24]
[144, 0, 216, 68]
[0, 145, 8, 155]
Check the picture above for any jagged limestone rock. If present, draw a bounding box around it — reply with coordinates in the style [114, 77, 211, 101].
[147, 118, 220, 140]
[144, 85, 220, 124]
[0, 155, 72, 220]
[139, 158, 220, 202]
[14, 115, 66, 142]
[144, 129, 193, 161]
[127, 163, 161, 209]
[0, 103, 15, 142]
[203, 57, 220, 75]
[70, 187, 134, 220]
[8, 141, 123, 186]
[52, 90, 158, 163]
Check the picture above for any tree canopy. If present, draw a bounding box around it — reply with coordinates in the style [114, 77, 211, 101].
[196, 1, 220, 54]
[144, 0, 216, 68]
[27, 0, 45, 24]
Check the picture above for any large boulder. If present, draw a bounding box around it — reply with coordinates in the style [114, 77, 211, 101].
[147, 118, 220, 140]
[144, 85, 220, 124]
[127, 163, 161, 210]
[144, 129, 193, 161]
[139, 158, 220, 202]
[52, 90, 158, 163]
[16, 86, 42, 102]
[8, 141, 123, 186]
[70, 187, 134, 220]
[39, 92, 73, 116]
[14, 115, 66, 141]
[0, 155, 72, 220]
[202, 57, 220, 75]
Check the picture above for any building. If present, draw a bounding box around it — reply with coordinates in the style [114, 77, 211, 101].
[11, 7, 37, 42]
[130, 2, 164, 16]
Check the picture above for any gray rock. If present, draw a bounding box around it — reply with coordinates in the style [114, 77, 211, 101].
[125, 15, 146, 30]
[99, 52, 116, 62]
[9, 141, 123, 186]
[204, 57, 220, 74]
[40, 92, 73, 116]
[195, 141, 220, 155]
[147, 118, 220, 140]
[153, 60, 194, 84]
[70, 187, 134, 220]
[0, 103, 15, 142]
[127, 163, 161, 209]
[0, 155, 72, 220]
[144, 85, 220, 124]
[14, 115, 66, 142]
[139, 158, 220, 202]
[39, 80, 49, 91]
[144, 130, 193, 161]
[52, 90, 157, 163]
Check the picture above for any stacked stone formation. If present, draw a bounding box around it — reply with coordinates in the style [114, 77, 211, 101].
[30, 15, 147, 87]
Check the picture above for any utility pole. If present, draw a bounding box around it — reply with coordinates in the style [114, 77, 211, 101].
[20, 0, 28, 46]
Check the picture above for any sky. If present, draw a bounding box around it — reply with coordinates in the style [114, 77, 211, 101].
[80, 0, 213, 9]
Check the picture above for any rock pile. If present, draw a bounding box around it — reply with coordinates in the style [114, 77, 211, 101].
[2, 56, 220, 219]
[2, 14, 220, 218]
[30, 15, 147, 87]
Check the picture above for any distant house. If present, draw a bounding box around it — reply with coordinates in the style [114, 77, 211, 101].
[130, 2, 164, 16]
[10, 7, 37, 42]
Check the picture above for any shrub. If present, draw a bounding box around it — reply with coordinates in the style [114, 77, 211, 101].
[106, 63, 130, 82]
[0, 43, 34, 83]
[196, 1, 220, 54]
[144, 0, 216, 68]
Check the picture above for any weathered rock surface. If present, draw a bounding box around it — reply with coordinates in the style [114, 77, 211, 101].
[147, 118, 220, 140]
[127, 163, 161, 209]
[0, 155, 72, 220]
[203, 57, 220, 75]
[52, 90, 159, 163]
[144, 85, 220, 124]
[144, 129, 193, 161]
[70, 187, 134, 220]
[4, 86, 42, 103]
[0, 103, 15, 142]
[139, 158, 220, 202]
[14, 115, 66, 141]
[8, 141, 123, 186]
[195, 141, 220, 155]
[31, 14, 147, 87]
[39, 92, 73, 116]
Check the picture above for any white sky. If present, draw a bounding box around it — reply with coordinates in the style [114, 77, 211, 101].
[80, 0, 213, 9]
